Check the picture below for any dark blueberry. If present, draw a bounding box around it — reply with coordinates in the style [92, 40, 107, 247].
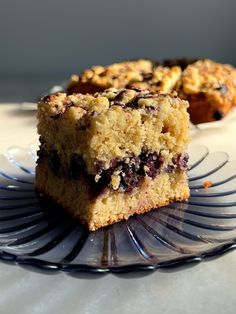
[48, 150, 60, 175]
[150, 81, 161, 87]
[94, 160, 105, 174]
[146, 154, 161, 178]
[178, 154, 189, 170]
[39, 136, 45, 144]
[145, 105, 158, 113]
[110, 158, 119, 169]
[142, 73, 153, 81]
[50, 100, 75, 119]
[141, 93, 153, 99]
[64, 100, 76, 108]
[69, 154, 86, 179]
[41, 94, 52, 103]
[139, 151, 162, 178]
[125, 96, 139, 109]
[119, 161, 141, 192]
[86, 174, 110, 198]
[38, 136, 47, 149]
[99, 71, 107, 77]
[113, 90, 127, 102]
[126, 93, 153, 109]
[213, 110, 224, 121]
[36, 147, 46, 162]
[88, 158, 121, 195]
[172, 153, 189, 171]
[77, 118, 91, 130]
[91, 110, 98, 116]
[112, 102, 126, 107]
[51, 113, 63, 119]
[215, 84, 228, 94]
[36, 138, 47, 163]
[59, 100, 76, 117]
[41, 92, 63, 103]
[165, 165, 175, 173]
[41, 94, 53, 103]
[94, 156, 141, 192]
[127, 87, 142, 92]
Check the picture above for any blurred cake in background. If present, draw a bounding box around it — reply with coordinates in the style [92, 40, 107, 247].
[66, 58, 236, 124]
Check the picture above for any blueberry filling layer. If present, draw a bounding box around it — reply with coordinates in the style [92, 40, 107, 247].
[92, 153, 163, 193]
[37, 145, 188, 194]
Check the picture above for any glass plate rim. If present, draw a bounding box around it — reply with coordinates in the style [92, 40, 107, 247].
[1, 143, 236, 274]
[1, 240, 236, 273]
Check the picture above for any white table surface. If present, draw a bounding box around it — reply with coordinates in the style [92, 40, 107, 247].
[0, 103, 236, 314]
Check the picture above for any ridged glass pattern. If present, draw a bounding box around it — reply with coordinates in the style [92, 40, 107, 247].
[0, 144, 236, 273]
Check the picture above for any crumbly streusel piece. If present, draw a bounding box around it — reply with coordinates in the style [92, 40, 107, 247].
[177, 59, 236, 123]
[36, 89, 190, 230]
[127, 65, 181, 94]
[67, 59, 154, 94]
[67, 59, 181, 95]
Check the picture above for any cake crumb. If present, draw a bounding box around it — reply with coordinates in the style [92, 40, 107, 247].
[203, 181, 213, 189]
[111, 173, 121, 190]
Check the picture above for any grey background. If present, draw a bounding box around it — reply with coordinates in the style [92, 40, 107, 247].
[1, 0, 236, 101]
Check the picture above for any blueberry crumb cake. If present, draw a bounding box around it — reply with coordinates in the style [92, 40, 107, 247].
[67, 58, 236, 124]
[67, 59, 181, 95]
[177, 59, 236, 123]
[36, 88, 190, 231]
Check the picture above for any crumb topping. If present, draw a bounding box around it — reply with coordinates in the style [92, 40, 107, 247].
[67, 59, 181, 95]
[179, 59, 236, 101]
[40, 88, 186, 120]
[38, 89, 189, 173]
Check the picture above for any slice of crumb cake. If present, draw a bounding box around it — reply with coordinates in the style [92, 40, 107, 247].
[177, 59, 236, 123]
[67, 59, 154, 94]
[35, 88, 190, 231]
[67, 59, 181, 95]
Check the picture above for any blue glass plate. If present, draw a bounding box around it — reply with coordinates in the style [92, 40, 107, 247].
[0, 144, 236, 273]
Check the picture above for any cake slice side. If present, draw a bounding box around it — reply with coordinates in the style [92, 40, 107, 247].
[36, 159, 189, 230]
